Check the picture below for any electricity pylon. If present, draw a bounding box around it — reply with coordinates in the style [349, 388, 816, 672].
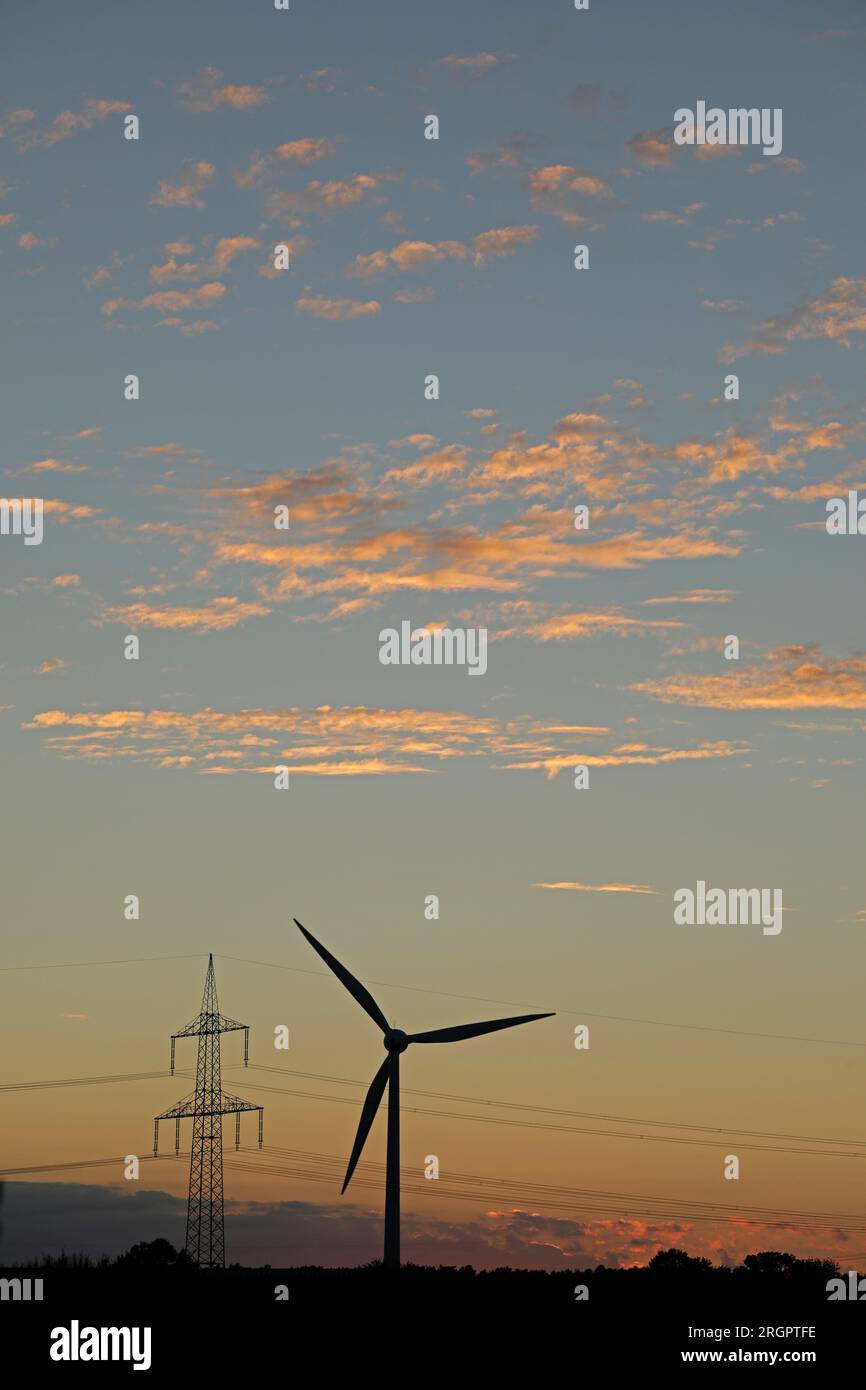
[154, 954, 263, 1268]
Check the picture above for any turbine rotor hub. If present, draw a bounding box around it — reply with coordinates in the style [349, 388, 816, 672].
[384, 1028, 409, 1054]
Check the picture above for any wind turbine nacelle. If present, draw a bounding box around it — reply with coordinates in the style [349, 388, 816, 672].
[384, 1029, 410, 1054]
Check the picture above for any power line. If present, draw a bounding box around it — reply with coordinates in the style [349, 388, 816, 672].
[242, 1063, 866, 1150]
[2, 948, 864, 1051]
[254, 1144, 866, 1223]
[0, 1070, 170, 1093]
[5, 1063, 866, 1159]
[6, 1146, 865, 1235]
[0, 955, 201, 972]
[228, 1074, 866, 1161]
[223, 1148, 866, 1233]
[216, 953, 866, 1050]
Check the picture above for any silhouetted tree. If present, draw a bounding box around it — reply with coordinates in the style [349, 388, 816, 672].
[115, 1238, 192, 1268]
[648, 1248, 713, 1275]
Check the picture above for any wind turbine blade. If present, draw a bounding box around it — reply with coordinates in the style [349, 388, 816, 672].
[293, 919, 390, 1033]
[408, 1012, 555, 1044]
[341, 1055, 391, 1193]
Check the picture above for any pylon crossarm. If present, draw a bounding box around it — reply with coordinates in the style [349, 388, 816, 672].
[171, 1013, 247, 1040]
[218, 1091, 261, 1114]
[155, 1091, 197, 1120]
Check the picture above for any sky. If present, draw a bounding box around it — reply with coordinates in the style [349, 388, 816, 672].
[2, 0, 866, 1272]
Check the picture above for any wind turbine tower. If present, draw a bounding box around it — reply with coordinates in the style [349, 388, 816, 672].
[294, 919, 554, 1267]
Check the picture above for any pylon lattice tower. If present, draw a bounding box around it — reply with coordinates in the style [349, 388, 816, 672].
[154, 955, 263, 1268]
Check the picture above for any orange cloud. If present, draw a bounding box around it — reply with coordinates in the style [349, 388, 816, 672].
[721, 278, 866, 363]
[494, 607, 684, 642]
[177, 68, 268, 112]
[438, 53, 501, 78]
[99, 596, 270, 632]
[235, 138, 336, 187]
[149, 235, 260, 284]
[626, 128, 675, 167]
[296, 294, 381, 320]
[274, 137, 336, 164]
[350, 226, 538, 277]
[18, 231, 55, 249]
[533, 881, 656, 894]
[641, 590, 735, 606]
[634, 648, 866, 710]
[41, 500, 102, 522]
[138, 282, 227, 313]
[21, 458, 88, 474]
[526, 165, 612, 222]
[21, 704, 726, 783]
[151, 161, 216, 209]
[19, 98, 129, 149]
[268, 173, 385, 216]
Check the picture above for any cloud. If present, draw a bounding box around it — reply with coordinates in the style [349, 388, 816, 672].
[641, 590, 735, 606]
[173, 319, 219, 336]
[634, 648, 866, 710]
[438, 53, 501, 79]
[349, 226, 537, 277]
[533, 881, 656, 894]
[526, 165, 612, 222]
[18, 98, 129, 150]
[642, 203, 705, 227]
[393, 286, 434, 304]
[137, 282, 227, 314]
[274, 137, 337, 165]
[41, 500, 102, 522]
[720, 278, 866, 362]
[298, 67, 345, 93]
[36, 658, 66, 674]
[151, 161, 216, 209]
[501, 741, 749, 778]
[494, 607, 684, 642]
[149, 236, 260, 284]
[177, 68, 269, 112]
[18, 231, 55, 249]
[235, 137, 336, 187]
[267, 173, 386, 216]
[20, 458, 88, 474]
[626, 127, 740, 170]
[99, 596, 270, 633]
[296, 294, 381, 321]
[83, 253, 130, 289]
[626, 128, 675, 167]
[0, 1180, 846, 1271]
[746, 156, 806, 175]
[22, 704, 751, 782]
[466, 131, 546, 174]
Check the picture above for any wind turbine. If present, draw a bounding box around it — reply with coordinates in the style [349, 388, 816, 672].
[293, 918, 554, 1267]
